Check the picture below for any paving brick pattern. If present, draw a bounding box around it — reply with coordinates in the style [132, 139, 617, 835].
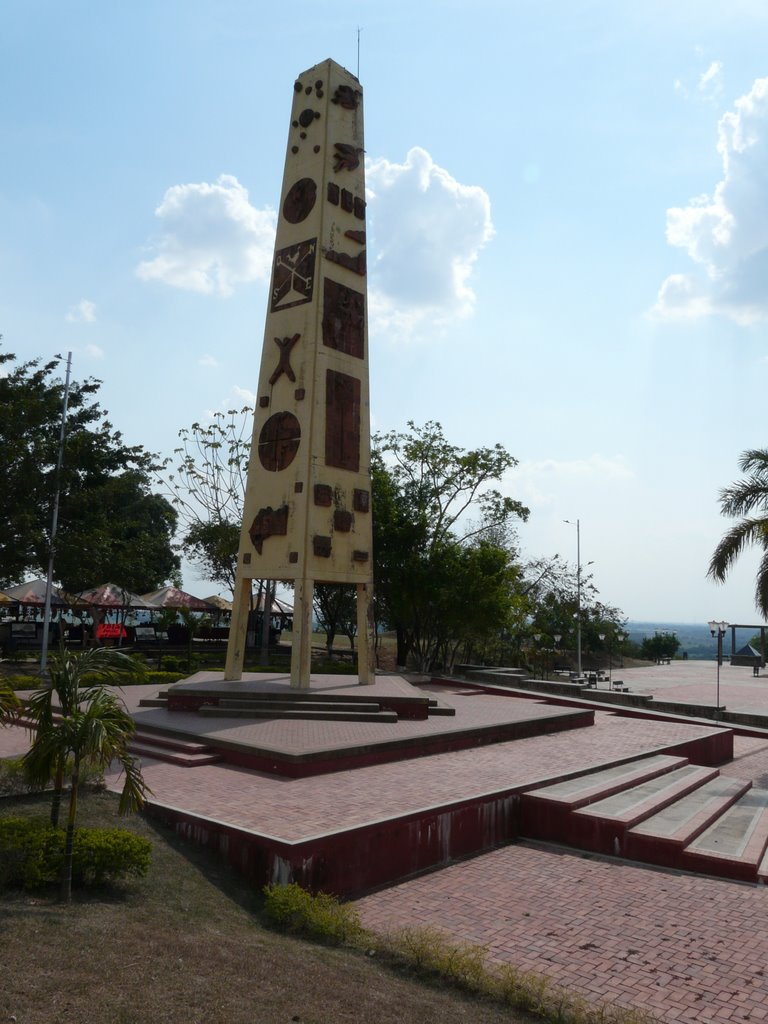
[100, 712, 721, 842]
[355, 843, 768, 1024]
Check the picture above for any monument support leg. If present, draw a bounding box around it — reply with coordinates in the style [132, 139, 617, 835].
[356, 582, 375, 685]
[291, 578, 314, 689]
[225, 576, 252, 681]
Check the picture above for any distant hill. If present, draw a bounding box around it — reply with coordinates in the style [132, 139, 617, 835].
[625, 620, 766, 661]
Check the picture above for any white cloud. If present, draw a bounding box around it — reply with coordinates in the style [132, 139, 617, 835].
[198, 354, 218, 367]
[66, 299, 97, 323]
[231, 385, 256, 405]
[136, 174, 276, 296]
[513, 455, 634, 508]
[655, 76, 768, 324]
[698, 60, 724, 100]
[83, 343, 104, 360]
[366, 146, 494, 339]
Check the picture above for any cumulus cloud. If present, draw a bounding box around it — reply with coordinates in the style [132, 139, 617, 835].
[66, 299, 97, 323]
[136, 174, 276, 296]
[198, 354, 218, 367]
[366, 147, 494, 339]
[83, 343, 104, 360]
[655, 77, 768, 324]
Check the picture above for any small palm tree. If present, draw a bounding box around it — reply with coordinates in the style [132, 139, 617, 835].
[709, 448, 768, 617]
[22, 647, 149, 901]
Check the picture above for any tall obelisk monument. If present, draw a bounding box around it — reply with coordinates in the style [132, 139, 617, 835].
[224, 59, 375, 688]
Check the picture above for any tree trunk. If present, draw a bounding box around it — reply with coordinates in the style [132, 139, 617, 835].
[395, 624, 408, 668]
[50, 758, 65, 828]
[60, 755, 80, 902]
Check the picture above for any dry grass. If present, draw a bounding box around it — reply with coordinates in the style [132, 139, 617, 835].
[0, 789, 527, 1024]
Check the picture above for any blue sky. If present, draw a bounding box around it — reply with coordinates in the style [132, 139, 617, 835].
[4, 0, 768, 622]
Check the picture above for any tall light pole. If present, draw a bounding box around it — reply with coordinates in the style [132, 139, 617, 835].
[564, 519, 582, 678]
[708, 619, 729, 720]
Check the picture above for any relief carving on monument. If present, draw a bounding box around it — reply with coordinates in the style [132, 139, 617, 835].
[269, 333, 300, 385]
[332, 85, 361, 109]
[282, 178, 317, 224]
[325, 370, 360, 473]
[258, 412, 301, 472]
[322, 279, 364, 358]
[249, 505, 289, 554]
[271, 239, 316, 311]
[333, 143, 363, 173]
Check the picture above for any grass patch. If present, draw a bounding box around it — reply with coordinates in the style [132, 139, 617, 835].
[1, 790, 659, 1024]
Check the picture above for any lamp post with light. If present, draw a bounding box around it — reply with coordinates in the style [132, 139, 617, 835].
[708, 619, 729, 720]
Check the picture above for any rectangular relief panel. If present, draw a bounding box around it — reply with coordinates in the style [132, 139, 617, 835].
[325, 369, 360, 472]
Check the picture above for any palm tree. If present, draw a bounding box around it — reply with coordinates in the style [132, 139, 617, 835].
[22, 647, 149, 901]
[709, 448, 768, 617]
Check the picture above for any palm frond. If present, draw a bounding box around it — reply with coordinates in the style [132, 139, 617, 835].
[708, 517, 768, 582]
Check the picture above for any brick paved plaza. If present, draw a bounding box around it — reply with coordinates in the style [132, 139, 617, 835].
[4, 658, 768, 1022]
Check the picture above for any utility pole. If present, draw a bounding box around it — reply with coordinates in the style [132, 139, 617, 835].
[41, 351, 72, 676]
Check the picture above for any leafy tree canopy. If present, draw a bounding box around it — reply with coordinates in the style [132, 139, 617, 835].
[0, 344, 179, 591]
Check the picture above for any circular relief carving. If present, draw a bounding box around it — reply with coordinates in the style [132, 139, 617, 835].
[282, 178, 317, 224]
[258, 412, 301, 472]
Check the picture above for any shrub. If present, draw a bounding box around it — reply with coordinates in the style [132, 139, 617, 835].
[0, 817, 60, 889]
[0, 818, 151, 891]
[378, 926, 488, 992]
[0, 757, 47, 798]
[262, 882, 365, 945]
[3, 675, 41, 691]
[70, 827, 151, 885]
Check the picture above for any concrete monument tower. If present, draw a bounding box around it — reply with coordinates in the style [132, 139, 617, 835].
[224, 59, 374, 688]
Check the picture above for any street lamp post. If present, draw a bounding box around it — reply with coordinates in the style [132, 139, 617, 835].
[708, 619, 729, 720]
[564, 519, 583, 679]
[598, 632, 606, 687]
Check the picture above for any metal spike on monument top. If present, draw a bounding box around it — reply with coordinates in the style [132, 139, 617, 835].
[224, 59, 375, 689]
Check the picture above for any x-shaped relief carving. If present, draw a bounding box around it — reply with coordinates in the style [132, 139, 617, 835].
[269, 333, 301, 385]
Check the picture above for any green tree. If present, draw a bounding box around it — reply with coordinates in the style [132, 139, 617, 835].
[160, 409, 252, 593]
[708, 448, 768, 617]
[313, 584, 357, 653]
[372, 422, 529, 671]
[640, 631, 680, 663]
[22, 647, 148, 901]
[0, 345, 179, 589]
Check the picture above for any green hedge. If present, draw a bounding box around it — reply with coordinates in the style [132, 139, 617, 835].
[0, 818, 151, 890]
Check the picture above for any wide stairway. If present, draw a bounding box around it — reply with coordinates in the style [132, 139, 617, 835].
[138, 688, 454, 724]
[520, 753, 768, 883]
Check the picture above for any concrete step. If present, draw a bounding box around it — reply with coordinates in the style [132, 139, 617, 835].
[625, 776, 752, 868]
[138, 698, 168, 708]
[197, 704, 399, 723]
[519, 754, 688, 842]
[132, 731, 215, 755]
[682, 788, 768, 882]
[128, 739, 222, 767]
[569, 764, 720, 858]
[527, 754, 687, 809]
[574, 764, 720, 828]
[217, 698, 383, 714]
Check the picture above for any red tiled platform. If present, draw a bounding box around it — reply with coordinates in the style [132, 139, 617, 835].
[97, 677, 731, 897]
[131, 672, 595, 777]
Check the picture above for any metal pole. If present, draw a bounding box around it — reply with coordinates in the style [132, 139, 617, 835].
[575, 519, 582, 678]
[40, 352, 72, 676]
